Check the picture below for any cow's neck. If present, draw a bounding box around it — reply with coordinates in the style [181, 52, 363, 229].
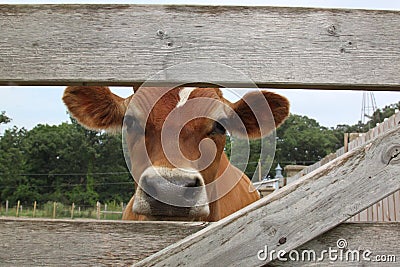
[206, 153, 260, 221]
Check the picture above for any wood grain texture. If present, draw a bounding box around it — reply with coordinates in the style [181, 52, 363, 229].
[135, 127, 400, 266]
[0, 217, 206, 266]
[270, 223, 400, 266]
[0, 5, 399, 89]
[287, 112, 400, 222]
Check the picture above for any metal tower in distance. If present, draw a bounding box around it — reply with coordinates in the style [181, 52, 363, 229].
[361, 92, 377, 124]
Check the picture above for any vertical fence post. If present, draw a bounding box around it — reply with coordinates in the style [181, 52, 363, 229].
[96, 201, 100, 220]
[121, 202, 124, 213]
[344, 133, 349, 153]
[52, 202, 56, 219]
[71, 203, 75, 219]
[104, 203, 107, 220]
[33, 201, 37, 217]
[16, 200, 20, 217]
[393, 194, 397, 222]
[258, 160, 261, 182]
[5, 200, 9, 216]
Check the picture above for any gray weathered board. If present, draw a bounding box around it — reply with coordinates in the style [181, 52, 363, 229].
[270, 223, 400, 266]
[135, 126, 400, 266]
[0, 5, 399, 90]
[0, 217, 206, 266]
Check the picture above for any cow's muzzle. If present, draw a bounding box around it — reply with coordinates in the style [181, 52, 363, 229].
[132, 167, 210, 220]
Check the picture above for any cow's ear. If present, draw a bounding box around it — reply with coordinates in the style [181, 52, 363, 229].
[228, 91, 289, 139]
[63, 86, 128, 133]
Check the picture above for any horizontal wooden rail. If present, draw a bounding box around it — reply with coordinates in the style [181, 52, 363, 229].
[135, 126, 400, 266]
[0, 5, 399, 89]
[0, 217, 207, 265]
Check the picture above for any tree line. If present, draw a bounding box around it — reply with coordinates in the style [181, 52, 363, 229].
[0, 101, 398, 206]
[0, 116, 132, 206]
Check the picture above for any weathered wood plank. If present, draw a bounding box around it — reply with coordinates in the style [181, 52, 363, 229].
[270, 223, 400, 266]
[0, 217, 206, 266]
[0, 5, 399, 89]
[135, 126, 400, 266]
[288, 112, 400, 223]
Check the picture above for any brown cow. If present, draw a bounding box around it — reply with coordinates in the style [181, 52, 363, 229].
[63, 86, 289, 221]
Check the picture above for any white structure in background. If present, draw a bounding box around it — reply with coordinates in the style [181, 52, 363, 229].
[361, 92, 377, 124]
[253, 164, 282, 197]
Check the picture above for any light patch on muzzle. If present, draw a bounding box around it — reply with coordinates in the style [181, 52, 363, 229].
[132, 167, 210, 219]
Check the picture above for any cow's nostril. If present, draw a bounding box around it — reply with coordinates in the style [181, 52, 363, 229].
[194, 177, 202, 187]
[185, 177, 202, 187]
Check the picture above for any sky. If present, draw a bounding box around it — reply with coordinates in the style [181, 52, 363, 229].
[0, 0, 399, 134]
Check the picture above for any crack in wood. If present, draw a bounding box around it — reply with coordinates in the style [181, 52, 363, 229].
[388, 150, 400, 165]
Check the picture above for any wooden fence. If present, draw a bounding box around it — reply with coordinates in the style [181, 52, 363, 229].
[0, 4, 399, 266]
[287, 111, 400, 222]
[136, 126, 400, 266]
[1, 5, 399, 90]
[0, 217, 206, 265]
[1, 200, 125, 220]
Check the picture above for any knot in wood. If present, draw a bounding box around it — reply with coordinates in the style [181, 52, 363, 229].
[382, 145, 400, 165]
[156, 29, 166, 38]
[327, 25, 337, 35]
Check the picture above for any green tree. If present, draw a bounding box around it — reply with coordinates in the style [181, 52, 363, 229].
[0, 111, 11, 124]
[92, 131, 133, 203]
[275, 114, 341, 167]
[14, 119, 132, 206]
[332, 101, 400, 147]
[227, 134, 275, 181]
[0, 127, 36, 205]
[368, 102, 400, 129]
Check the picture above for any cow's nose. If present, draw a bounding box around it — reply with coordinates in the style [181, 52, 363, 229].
[140, 174, 202, 205]
[132, 167, 210, 219]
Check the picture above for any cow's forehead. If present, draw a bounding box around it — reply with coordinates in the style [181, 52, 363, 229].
[126, 87, 225, 122]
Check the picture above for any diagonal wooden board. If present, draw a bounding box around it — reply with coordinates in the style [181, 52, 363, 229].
[0, 5, 399, 90]
[270, 223, 400, 266]
[135, 126, 400, 266]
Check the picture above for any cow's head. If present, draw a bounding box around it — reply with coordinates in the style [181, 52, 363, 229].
[63, 86, 289, 220]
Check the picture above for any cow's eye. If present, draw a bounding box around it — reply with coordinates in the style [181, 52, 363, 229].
[209, 121, 226, 135]
[123, 115, 143, 134]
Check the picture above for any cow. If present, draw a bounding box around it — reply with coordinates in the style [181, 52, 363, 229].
[62, 86, 289, 221]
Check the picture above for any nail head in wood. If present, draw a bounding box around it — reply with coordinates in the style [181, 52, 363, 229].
[278, 237, 287, 245]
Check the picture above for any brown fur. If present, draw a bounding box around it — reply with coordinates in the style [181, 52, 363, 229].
[63, 86, 289, 221]
[230, 91, 290, 139]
